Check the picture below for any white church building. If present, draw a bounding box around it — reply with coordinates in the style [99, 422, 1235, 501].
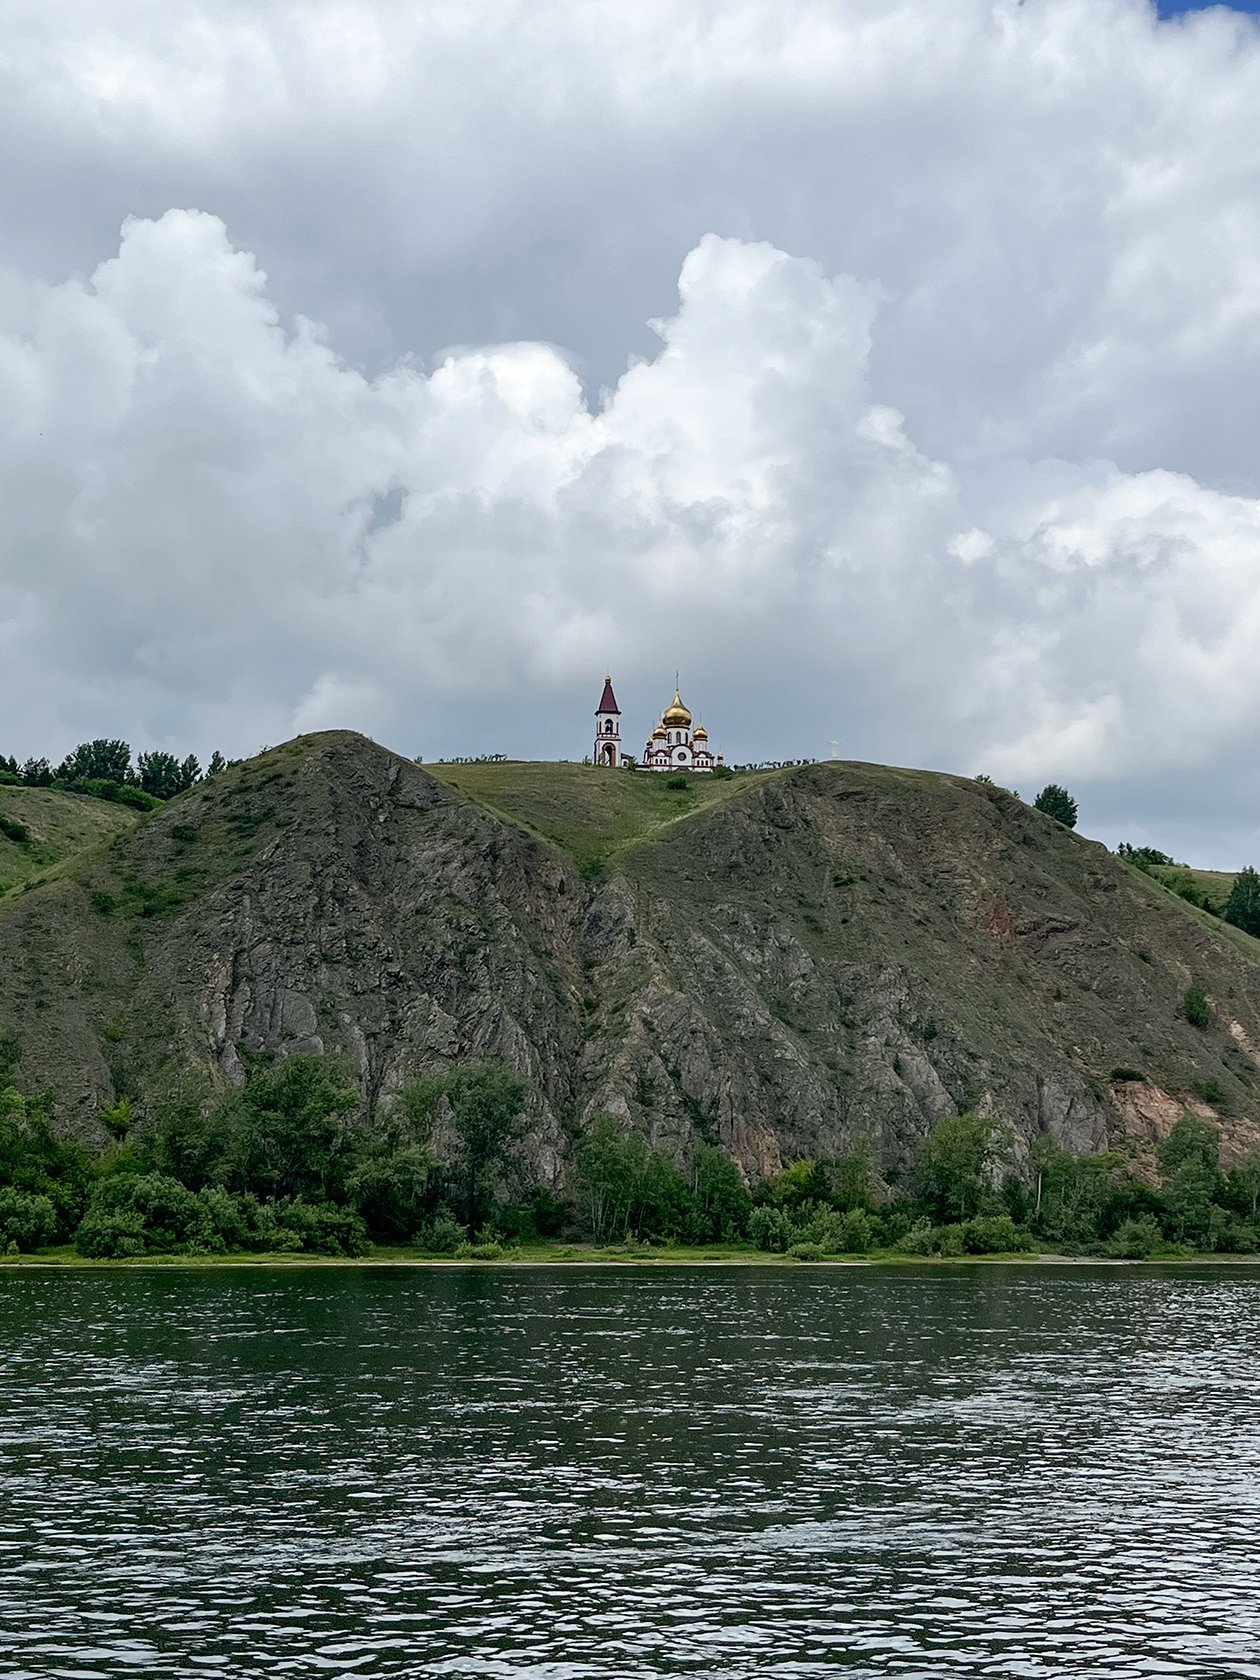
[593, 677, 722, 772]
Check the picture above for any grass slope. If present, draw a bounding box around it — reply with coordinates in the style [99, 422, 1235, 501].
[1149, 864, 1237, 913]
[0, 787, 141, 895]
[426, 759, 771, 874]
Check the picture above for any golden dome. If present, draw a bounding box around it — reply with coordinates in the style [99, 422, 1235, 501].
[651, 722, 668, 739]
[661, 688, 692, 728]
[692, 723, 708, 740]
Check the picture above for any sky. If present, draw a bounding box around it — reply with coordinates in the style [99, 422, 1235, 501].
[2, 0, 1260, 866]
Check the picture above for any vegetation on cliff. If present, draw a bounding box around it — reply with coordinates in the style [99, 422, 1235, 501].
[4, 1025, 1260, 1261]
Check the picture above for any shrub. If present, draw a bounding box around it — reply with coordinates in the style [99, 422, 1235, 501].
[259, 1199, 369, 1257]
[0, 1187, 57, 1251]
[1184, 985, 1210, 1029]
[75, 1174, 212, 1257]
[665, 776, 688, 790]
[115, 784, 159, 811]
[421, 1212, 467, 1253]
[1212, 1219, 1259, 1254]
[1034, 784, 1078, 828]
[0, 814, 29, 844]
[895, 1219, 937, 1255]
[1108, 1215, 1162, 1259]
[787, 1242, 825, 1261]
[749, 1205, 792, 1252]
[74, 1204, 149, 1258]
[1110, 1068, 1143, 1084]
[836, 1208, 877, 1253]
[961, 1214, 1033, 1254]
[1117, 843, 1173, 867]
[455, 1240, 504, 1259]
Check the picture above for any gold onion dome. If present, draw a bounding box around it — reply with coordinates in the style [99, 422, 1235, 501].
[651, 722, 668, 739]
[661, 689, 692, 728]
[692, 723, 708, 740]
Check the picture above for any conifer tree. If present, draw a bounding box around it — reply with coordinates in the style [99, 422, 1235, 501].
[1224, 865, 1260, 938]
[1034, 783, 1078, 828]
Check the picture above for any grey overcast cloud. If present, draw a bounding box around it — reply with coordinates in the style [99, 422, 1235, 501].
[2, 0, 1260, 863]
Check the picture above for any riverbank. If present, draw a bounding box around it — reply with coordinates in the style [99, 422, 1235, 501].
[4, 1242, 1259, 1268]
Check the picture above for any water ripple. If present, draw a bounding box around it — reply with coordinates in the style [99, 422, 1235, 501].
[1, 1266, 1258, 1676]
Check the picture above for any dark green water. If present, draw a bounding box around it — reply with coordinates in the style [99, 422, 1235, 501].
[1, 1266, 1259, 1678]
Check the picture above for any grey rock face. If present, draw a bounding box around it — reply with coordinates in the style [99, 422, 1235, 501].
[4, 733, 1260, 1185]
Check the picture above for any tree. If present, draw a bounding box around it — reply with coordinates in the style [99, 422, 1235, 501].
[443, 1058, 529, 1230]
[137, 751, 200, 799]
[344, 1078, 440, 1242]
[57, 739, 132, 785]
[916, 1112, 996, 1223]
[207, 751, 228, 778]
[1224, 1149, 1260, 1223]
[687, 1144, 751, 1241]
[1157, 1113, 1222, 1245]
[1031, 1135, 1116, 1245]
[814, 1137, 884, 1212]
[154, 1055, 361, 1201]
[19, 758, 52, 787]
[1157, 1113, 1220, 1178]
[1034, 784, 1078, 828]
[1224, 866, 1260, 938]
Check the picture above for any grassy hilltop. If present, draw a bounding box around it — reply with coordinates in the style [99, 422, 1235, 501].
[426, 759, 770, 876]
[3, 733, 1260, 1193]
[0, 784, 140, 895]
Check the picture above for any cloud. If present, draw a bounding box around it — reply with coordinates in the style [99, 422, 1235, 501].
[3, 2, 1260, 860]
[4, 206, 1260, 867]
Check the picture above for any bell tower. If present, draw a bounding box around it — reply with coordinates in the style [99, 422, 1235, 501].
[593, 675, 623, 767]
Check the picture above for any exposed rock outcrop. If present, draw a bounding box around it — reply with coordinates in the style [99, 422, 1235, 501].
[4, 732, 1260, 1184]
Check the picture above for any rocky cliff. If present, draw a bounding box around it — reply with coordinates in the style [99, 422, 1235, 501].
[3, 731, 1260, 1185]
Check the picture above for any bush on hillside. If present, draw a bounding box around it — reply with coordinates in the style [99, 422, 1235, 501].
[1034, 784, 1078, 828]
[1183, 985, 1210, 1029]
[0, 814, 30, 844]
[1117, 842, 1174, 868]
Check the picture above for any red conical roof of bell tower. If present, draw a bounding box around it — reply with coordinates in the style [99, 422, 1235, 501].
[596, 676, 620, 714]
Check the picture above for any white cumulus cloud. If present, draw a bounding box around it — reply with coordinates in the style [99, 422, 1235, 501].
[2, 0, 1260, 862]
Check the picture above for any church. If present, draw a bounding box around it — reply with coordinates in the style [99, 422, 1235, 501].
[592, 677, 722, 772]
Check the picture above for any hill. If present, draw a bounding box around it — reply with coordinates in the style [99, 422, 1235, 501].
[3, 731, 1260, 1186]
[0, 786, 140, 895]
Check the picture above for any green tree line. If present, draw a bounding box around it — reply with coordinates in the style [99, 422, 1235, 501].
[2, 1032, 1259, 1261]
[0, 740, 236, 806]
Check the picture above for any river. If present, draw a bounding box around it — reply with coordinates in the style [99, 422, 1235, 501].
[1, 1265, 1258, 1677]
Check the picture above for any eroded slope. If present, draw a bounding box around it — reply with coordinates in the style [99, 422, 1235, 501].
[3, 734, 1260, 1186]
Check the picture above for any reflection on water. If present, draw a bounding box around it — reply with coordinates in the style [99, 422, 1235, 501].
[1, 1265, 1259, 1677]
